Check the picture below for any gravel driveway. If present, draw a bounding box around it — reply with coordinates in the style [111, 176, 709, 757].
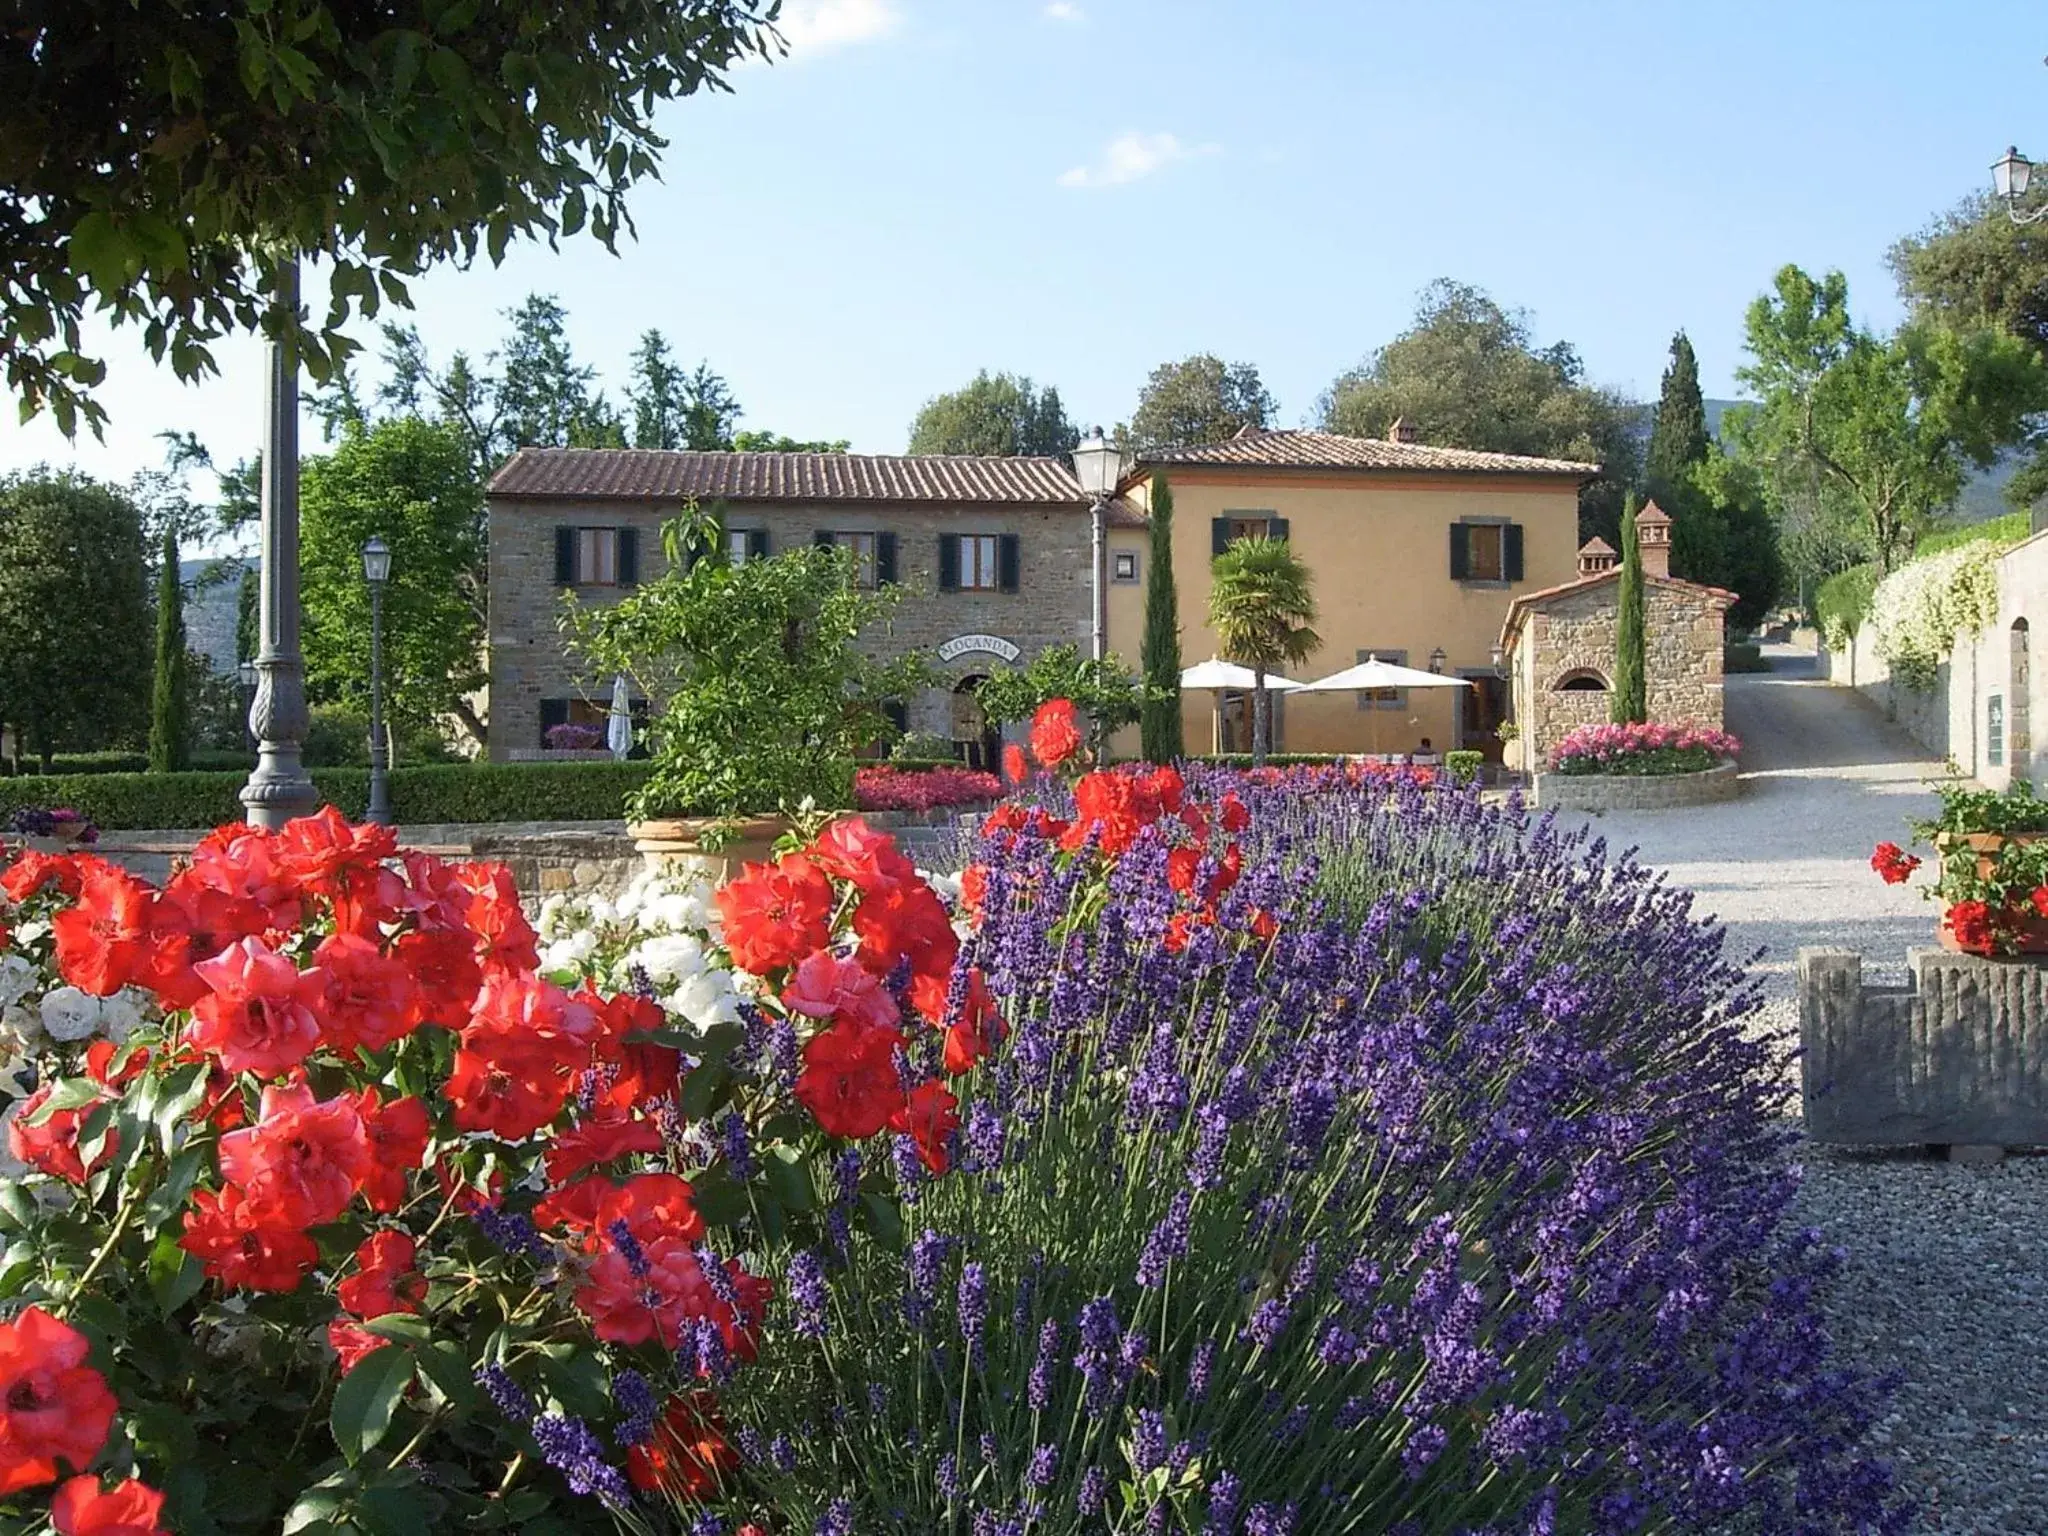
[1551, 644, 2047, 1534]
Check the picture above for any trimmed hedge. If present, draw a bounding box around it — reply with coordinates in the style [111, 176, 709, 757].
[1444, 750, 1483, 783]
[0, 750, 249, 778]
[0, 762, 659, 831]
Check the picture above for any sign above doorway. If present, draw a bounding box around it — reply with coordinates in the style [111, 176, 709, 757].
[937, 633, 1022, 664]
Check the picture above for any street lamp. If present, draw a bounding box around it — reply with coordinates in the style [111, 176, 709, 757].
[1071, 426, 1126, 663]
[1992, 146, 2047, 225]
[1427, 647, 1447, 675]
[362, 535, 393, 826]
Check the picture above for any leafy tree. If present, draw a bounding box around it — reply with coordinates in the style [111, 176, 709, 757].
[1687, 447, 1785, 631]
[627, 330, 739, 450]
[1646, 332, 1711, 508]
[907, 372, 1079, 457]
[732, 430, 852, 453]
[1207, 537, 1318, 766]
[1892, 192, 2048, 509]
[298, 419, 487, 749]
[0, 473, 151, 766]
[492, 294, 625, 454]
[149, 522, 191, 771]
[2, 0, 779, 436]
[1318, 279, 1640, 543]
[973, 645, 1147, 735]
[1737, 264, 2046, 572]
[1612, 494, 1647, 725]
[1140, 476, 1184, 762]
[1126, 355, 1277, 450]
[236, 567, 259, 666]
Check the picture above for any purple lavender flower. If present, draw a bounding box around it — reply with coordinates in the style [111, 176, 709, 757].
[1028, 1443, 1058, 1487]
[816, 1498, 854, 1536]
[1028, 1318, 1059, 1411]
[1077, 1465, 1107, 1515]
[470, 1205, 549, 1261]
[1205, 1470, 1242, 1534]
[529, 1413, 631, 1506]
[611, 1368, 657, 1447]
[476, 1365, 536, 1426]
[718, 1110, 756, 1178]
[789, 1249, 830, 1340]
[958, 1262, 988, 1367]
[1133, 1409, 1167, 1474]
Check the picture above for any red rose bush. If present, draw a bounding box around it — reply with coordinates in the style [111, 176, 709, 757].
[0, 807, 981, 1531]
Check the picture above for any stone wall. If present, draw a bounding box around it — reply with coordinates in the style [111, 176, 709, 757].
[487, 497, 1094, 761]
[1801, 946, 2048, 1150]
[1532, 759, 1740, 812]
[1517, 579, 1728, 766]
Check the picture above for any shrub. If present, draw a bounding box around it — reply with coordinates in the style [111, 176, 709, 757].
[543, 721, 607, 751]
[1815, 561, 1879, 646]
[1723, 639, 1768, 673]
[1867, 539, 2004, 691]
[1443, 748, 1483, 783]
[1552, 721, 1741, 776]
[303, 704, 460, 768]
[853, 764, 1002, 813]
[0, 762, 663, 829]
[714, 769, 1899, 1531]
[889, 731, 956, 763]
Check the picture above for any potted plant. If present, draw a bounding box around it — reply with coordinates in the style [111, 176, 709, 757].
[7, 806, 99, 851]
[565, 511, 929, 877]
[1871, 775, 2048, 956]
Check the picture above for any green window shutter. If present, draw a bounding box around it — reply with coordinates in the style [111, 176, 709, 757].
[1211, 517, 1231, 556]
[813, 530, 835, 547]
[998, 534, 1021, 593]
[617, 528, 639, 586]
[1267, 517, 1289, 541]
[1503, 523, 1525, 583]
[876, 532, 899, 585]
[554, 527, 576, 585]
[938, 535, 960, 591]
[747, 528, 770, 560]
[1449, 523, 1471, 581]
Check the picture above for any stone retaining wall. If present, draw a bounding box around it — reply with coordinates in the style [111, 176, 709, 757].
[1531, 759, 1740, 812]
[1800, 946, 2048, 1149]
[467, 830, 639, 910]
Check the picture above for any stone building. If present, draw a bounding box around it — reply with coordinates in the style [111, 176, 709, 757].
[1499, 500, 1734, 769]
[484, 448, 1136, 764]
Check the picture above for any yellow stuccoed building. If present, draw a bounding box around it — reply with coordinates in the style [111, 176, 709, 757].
[1105, 424, 1598, 759]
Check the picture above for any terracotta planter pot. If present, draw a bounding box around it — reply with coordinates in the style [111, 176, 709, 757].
[1934, 831, 2048, 956]
[627, 815, 794, 884]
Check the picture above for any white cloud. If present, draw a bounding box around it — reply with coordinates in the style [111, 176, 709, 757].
[1057, 131, 1215, 189]
[775, 0, 903, 55]
[1043, 2, 1086, 20]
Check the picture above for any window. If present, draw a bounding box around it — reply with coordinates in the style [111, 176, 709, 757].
[1210, 514, 1290, 554]
[539, 695, 648, 753]
[1113, 551, 1140, 583]
[1356, 649, 1408, 711]
[1448, 521, 1524, 585]
[1990, 694, 2006, 768]
[829, 531, 878, 587]
[1228, 517, 1271, 543]
[1554, 670, 1610, 692]
[959, 535, 1001, 591]
[728, 528, 753, 564]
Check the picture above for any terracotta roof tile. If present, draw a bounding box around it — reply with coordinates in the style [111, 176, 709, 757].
[488, 447, 1090, 505]
[1138, 428, 1600, 477]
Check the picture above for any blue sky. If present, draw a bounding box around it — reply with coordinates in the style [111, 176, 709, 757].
[4, 0, 2043, 516]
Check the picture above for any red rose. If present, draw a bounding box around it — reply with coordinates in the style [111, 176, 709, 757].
[186, 937, 326, 1076]
[714, 856, 834, 975]
[183, 823, 301, 929]
[49, 866, 153, 997]
[534, 1175, 614, 1235]
[275, 806, 397, 894]
[218, 1082, 370, 1229]
[7, 1086, 114, 1185]
[584, 991, 682, 1111]
[543, 1114, 665, 1187]
[326, 1320, 386, 1376]
[1001, 742, 1028, 787]
[337, 1231, 425, 1319]
[891, 1080, 960, 1174]
[0, 851, 85, 904]
[793, 1020, 905, 1140]
[1029, 698, 1084, 769]
[2032, 887, 2048, 919]
[179, 1186, 320, 1292]
[0, 1308, 118, 1495]
[311, 932, 420, 1055]
[1063, 772, 1142, 857]
[783, 948, 900, 1031]
[392, 926, 484, 1029]
[942, 969, 1006, 1077]
[626, 1394, 739, 1499]
[50, 1475, 168, 1536]
[456, 862, 541, 975]
[1218, 793, 1250, 834]
[445, 1031, 576, 1142]
[356, 1091, 430, 1214]
[806, 818, 917, 893]
[851, 879, 956, 981]
[599, 1173, 706, 1252]
[1166, 846, 1200, 896]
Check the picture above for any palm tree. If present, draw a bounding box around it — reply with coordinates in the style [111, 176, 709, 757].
[1206, 536, 1319, 765]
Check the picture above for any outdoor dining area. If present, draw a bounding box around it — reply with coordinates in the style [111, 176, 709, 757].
[1180, 654, 1475, 760]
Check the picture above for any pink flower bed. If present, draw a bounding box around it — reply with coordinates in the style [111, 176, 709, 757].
[1552, 721, 1742, 776]
[855, 764, 1004, 813]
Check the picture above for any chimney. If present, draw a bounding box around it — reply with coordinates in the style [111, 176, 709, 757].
[1635, 499, 1673, 580]
[1386, 415, 1420, 445]
[1576, 536, 1618, 577]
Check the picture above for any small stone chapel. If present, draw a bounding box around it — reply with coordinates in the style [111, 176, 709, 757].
[1498, 500, 1735, 769]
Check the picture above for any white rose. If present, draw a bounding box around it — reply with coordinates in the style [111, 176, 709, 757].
[536, 893, 570, 937]
[0, 1003, 44, 1052]
[99, 990, 147, 1045]
[540, 932, 598, 974]
[640, 890, 709, 935]
[631, 933, 707, 987]
[666, 969, 740, 1028]
[39, 987, 104, 1043]
[0, 956, 40, 1012]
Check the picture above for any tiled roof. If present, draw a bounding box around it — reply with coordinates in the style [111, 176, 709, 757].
[488, 447, 1090, 505]
[1138, 428, 1600, 478]
[1499, 568, 1737, 648]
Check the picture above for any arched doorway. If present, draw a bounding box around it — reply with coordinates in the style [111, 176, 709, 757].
[1553, 669, 1610, 692]
[950, 676, 1002, 772]
[2013, 619, 2032, 782]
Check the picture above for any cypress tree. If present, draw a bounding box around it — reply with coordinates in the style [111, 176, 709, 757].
[1612, 493, 1648, 725]
[148, 522, 189, 771]
[1139, 475, 1184, 762]
[1644, 331, 1710, 506]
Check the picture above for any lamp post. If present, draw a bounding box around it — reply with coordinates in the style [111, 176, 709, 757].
[1992, 146, 2048, 225]
[239, 257, 319, 828]
[1427, 647, 1447, 675]
[1070, 426, 1126, 664]
[362, 535, 393, 826]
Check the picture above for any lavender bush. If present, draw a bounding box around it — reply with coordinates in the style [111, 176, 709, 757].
[690, 771, 1902, 1534]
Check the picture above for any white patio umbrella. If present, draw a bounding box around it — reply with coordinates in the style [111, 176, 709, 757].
[606, 674, 634, 762]
[1179, 658, 1304, 754]
[1298, 655, 1471, 757]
